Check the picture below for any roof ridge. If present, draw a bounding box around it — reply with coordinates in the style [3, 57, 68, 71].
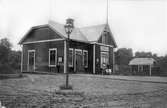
[79, 23, 107, 29]
[49, 20, 107, 30]
[31, 24, 48, 29]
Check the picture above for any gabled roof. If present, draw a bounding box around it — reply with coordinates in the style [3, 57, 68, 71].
[79, 24, 106, 42]
[129, 58, 155, 65]
[19, 25, 49, 44]
[48, 20, 88, 42]
[19, 20, 117, 47]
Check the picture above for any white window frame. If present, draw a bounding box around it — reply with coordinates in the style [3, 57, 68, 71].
[69, 48, 74, 67]
[27, 50, 36, 71]
[49, 48, 57, 67]
[100, 51, 109, 68]
[83, 50, 88, 68]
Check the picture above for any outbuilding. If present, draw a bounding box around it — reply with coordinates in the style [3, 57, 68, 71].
[129, 58, 155, 76]
[19, 20, 117, 74]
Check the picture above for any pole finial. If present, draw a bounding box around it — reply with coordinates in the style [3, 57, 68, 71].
[106, 0, 109, 24]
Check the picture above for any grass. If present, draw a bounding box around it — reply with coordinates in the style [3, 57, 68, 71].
[1, 73, 167, 108]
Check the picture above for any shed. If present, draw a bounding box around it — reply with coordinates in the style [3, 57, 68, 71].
[129, 58, 155, 76]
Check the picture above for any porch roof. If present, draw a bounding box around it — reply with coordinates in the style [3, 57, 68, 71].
[129, 58, 155, 65]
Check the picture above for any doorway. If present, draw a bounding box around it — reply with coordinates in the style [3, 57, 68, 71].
[74, 49, 84, 73]
[28, 50, 35, 72]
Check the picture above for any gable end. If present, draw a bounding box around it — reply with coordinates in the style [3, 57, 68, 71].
[97, 25, 117, 48]
[19, 25, 64, 44]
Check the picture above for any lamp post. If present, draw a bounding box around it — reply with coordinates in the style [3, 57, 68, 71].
[64, 18, 74, 88]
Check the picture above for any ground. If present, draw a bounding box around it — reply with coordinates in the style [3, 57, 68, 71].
[0, 74, 167, 108]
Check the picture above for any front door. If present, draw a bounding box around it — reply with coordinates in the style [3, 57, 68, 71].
[75, 49, 84, 73]
[28, 50, 35, 72]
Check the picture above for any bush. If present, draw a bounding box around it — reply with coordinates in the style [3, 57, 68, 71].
[0, 63, 16, 74]
[8, 51, 21, 70]
[115, 65, 131, 75]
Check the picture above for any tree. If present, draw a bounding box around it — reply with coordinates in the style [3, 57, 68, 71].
[115, 48, 133, 75]
[0, 38, 12, 63]
[156, 55, 167, 76]
[0, 38, 12, 49]
[135, 51, 153, 58]
[0, 38, 13, 74]
[8, 50, 21, 70]
[115, 48, 133, 65]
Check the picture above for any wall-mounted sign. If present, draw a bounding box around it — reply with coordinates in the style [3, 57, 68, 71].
[58, 57, 63, 63]
[100, 46, 109, 52]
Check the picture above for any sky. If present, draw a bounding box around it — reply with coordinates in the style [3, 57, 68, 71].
[0, 0, 166, 56]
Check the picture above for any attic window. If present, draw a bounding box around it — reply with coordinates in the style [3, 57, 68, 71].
[102, 31, 108, 44]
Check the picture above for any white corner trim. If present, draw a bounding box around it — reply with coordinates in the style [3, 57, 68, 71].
[113, 48, 115, 73]
[23, 38, 64, 44]
[93, 44, 95, 74]
[49, 48, 57, 67]
[21, 45, 23, 72]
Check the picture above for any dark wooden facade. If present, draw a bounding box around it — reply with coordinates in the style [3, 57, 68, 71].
[20, 22, 117, 74]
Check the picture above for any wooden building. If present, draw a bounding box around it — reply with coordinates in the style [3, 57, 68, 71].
[129, 58, 155, 76]
[19, 20, 117, 74]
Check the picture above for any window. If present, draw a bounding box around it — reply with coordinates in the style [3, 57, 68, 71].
[101, 52, 109, 68]
[69, 48, 73, 67]
[102, 31, 108, 44]
[102, 35, 105, 44]
[49, 48, 57, 66]
[83, 50, 88, 68]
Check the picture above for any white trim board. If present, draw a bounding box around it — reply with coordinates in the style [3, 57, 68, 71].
[22, 38, 64, 44]
[93, 44, 95, 74]
[20, 45, 23, 72]
[91, 42, 113, 48]
[113, 48, 115, 73]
